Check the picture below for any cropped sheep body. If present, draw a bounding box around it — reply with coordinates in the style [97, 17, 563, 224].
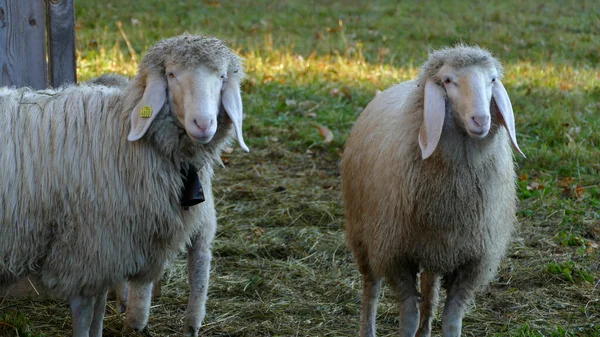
[0, 34, 245, 337]
[0, 83, 216, 297]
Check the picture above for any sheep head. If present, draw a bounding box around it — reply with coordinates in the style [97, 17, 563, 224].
[127, 34, 249, 152]
[418, 45, 524, 159]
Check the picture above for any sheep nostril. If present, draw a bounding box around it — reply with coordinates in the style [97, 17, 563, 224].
[193, 118, 213, 132]
[471, 115, 489, 128]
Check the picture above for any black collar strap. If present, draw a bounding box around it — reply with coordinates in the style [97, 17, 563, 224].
[180, 164, 205, 210]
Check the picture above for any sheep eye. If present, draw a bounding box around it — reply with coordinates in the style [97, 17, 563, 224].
[491, 77, 496, 83]
[220, 75, 225, 80]
[167, 72, 175, 79]
[443, 78, 452, 85]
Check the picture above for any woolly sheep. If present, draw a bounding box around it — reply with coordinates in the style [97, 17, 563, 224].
[342, 45, 524, 337]
[86, 72, 208, 336]
[0, 34, 247, 337]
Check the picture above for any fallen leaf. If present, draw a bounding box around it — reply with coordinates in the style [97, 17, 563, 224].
[557, 177, 575, 188]
[204, 0, 221, 7]
[285, 99, 297, 107]
[131, 18, 141, 26]
[317, 125, 334, 143]
[223, 147, 234, 154]
[263, 75, 274, 84]
[574, 185, 585, 199]
[330, 88, 340, 97]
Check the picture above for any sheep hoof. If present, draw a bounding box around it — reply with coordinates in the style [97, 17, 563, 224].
[184, 325, 200, 337]
[123, 325, 152, 337]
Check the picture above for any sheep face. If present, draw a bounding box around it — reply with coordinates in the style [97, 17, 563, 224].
[438, 64, 496, 139]
[166, 63, 224, 144]
[419, 62, 524, 159]
[127, 34, 249, 152]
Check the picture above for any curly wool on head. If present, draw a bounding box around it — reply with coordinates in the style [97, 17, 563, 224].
[140, 34, 245, 80]
[420, 44, 504, 83]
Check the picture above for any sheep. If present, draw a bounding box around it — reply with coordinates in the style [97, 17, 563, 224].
[341, 45, 524, 337]
[86, 73, 130, 88]
[85, 72, 206, 335]
[0, 33, 248, 337]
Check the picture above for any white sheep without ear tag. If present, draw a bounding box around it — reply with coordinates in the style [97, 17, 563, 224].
[492, 81, 525, 158]
[419, 79, 446, 160]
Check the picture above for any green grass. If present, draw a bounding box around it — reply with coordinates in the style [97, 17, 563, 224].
[1, 0, 599, 336]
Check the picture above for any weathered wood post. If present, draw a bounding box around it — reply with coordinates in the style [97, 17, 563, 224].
[47, 0, 76, 87]
[0, 0, 76, 89]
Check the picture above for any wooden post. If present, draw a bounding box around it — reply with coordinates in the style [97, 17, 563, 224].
[0, 0, 76, 89]
[47, 0, 76, 87]
[0, 0, 48, 89]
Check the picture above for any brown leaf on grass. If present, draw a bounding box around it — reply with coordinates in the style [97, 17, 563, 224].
[245, 227, 266, 240]
[204, 1, 221, 7]
[520, 173, 528, 181]
[317, 125, 334, 144]
[557, 177, 575, 188]
[262, 75, 274, 84]
[574, 185, 585, 199]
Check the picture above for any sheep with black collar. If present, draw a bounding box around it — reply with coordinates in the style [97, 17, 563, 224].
[0, 33, 247, 337]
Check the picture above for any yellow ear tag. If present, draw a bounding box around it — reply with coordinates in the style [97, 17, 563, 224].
[140, 105, 153, 118]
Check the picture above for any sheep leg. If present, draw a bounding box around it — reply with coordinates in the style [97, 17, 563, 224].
[441, 263, 479, 337]
[115, 281, 129, 313]
[70, 294, 97, 337]
[359, 270, 382, 337]
[416, 272, 440, 337]
[388, 264, 420, 337]
[89, 291, 107, 337]
[184, 233, 213, 337]
[123, 281, 154, 334]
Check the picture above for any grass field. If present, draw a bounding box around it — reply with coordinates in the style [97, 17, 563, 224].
[1, 0, 599, 336]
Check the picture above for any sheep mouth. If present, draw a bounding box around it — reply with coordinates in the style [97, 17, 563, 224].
[466, 128, 489, 139]
[187, 133, 214, 144]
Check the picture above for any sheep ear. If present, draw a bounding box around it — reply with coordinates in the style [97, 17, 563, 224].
[419, 79, 446, 160]
[127, 73, 167, 142]
[492, 81, 525, 157]
[221, 79, 249, 152]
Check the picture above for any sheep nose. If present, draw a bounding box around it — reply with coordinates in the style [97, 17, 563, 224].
[193, 118, 213, 132]
[471, 115, 490, 128]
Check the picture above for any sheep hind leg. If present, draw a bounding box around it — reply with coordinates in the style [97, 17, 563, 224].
[359, 269, 382, 337]
[441, 262, 481, 337]
[123, 281, 154, 334]
[115, 281, 129, 313]
[416, 271, 440, 337]
[70, 294, 97, 337]
[388, 263, 420, 337]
